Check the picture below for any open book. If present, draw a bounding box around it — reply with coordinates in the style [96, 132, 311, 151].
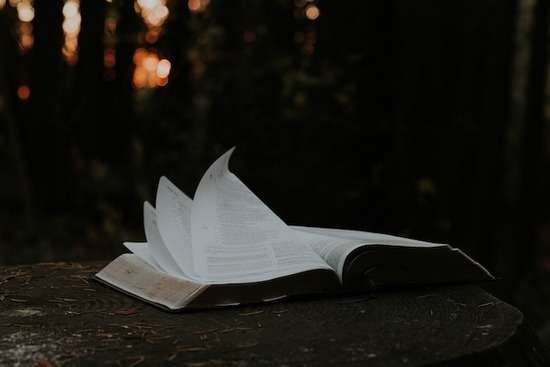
[95, 148, 493, 311]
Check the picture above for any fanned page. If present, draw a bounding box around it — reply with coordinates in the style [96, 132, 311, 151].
[291, 225, 445, 280]
[155, 176, 200, 280]
[191, 148, 331, 284]
[142, 202, 190, 279]
[123, 242, 162, 271]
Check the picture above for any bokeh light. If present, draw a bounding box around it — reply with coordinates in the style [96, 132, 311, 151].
[17, 1, 34, 22]
[19, 23, 33, 50]
[62, 0, 81, 65]
[15, 0, 34, 53]
[132, 48, 171, 89]
[188, 0, 209, 13]
[104, 6, 118, 78]
[135, 0, 169, 30]
[143, 54, 158, 72]
[103, 48, 116, 68]
[305, 4, 320, 20]
[17, 85, 30, 101]
[156, 59, 171, 78]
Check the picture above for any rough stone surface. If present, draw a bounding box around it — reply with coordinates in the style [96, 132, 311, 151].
[0, 262, 547, 366]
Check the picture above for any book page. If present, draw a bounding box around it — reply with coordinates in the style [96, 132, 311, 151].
[292, 230, 364, 279]
[291, 226, 445, 280]
[191, 148, 330, 284]
[291, 225, 444, 247]
[143, 202, 192, 279]
[123, 242, 163, 271]
[155, 176, 199, 279]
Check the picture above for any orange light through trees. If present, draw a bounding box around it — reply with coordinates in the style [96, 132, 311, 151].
[132, 48, 171, 89]
[15, 0, 34, 53]
[62, 0, 81, 65]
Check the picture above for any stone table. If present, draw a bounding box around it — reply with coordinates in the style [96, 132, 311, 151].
[0, 262, 548, 366]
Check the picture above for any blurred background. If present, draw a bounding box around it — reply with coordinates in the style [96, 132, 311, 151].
[0, 0, 549, 346]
